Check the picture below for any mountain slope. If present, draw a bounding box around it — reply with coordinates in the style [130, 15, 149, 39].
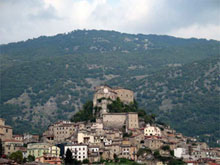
[0, 30, 219, 146]
[127, 57, 220, 146]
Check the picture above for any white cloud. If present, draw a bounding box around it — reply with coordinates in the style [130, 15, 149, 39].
[0, 0, 219, 44]
[169, 24, 220, 40]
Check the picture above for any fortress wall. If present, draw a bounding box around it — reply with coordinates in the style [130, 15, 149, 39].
[103, 113, 127, 129]
[114, 89, 134, 103]
[127, 113, 139, 129]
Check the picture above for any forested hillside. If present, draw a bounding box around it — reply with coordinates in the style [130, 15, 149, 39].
[0, 30, 219, 146]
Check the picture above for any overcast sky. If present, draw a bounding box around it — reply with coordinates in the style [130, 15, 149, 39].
[0, 0, 219, 44]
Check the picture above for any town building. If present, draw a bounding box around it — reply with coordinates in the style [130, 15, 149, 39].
[144, 125, 161, 137]
[65, 144, 88, 162]
[35, 155, 62, 165]
[27, 143, 50, 158]
[0, 118, 13, 141]
[43, 121, 76, 144]
[144, 137, 163, 150]
[174, 147, 187, 158]
[12, 134, 23, 141]
[77, 131, 95, 144]
[49, 146, 61, 157]
[3, 139, 23, 155]
[88, 145, 100, 163]
[27, 143, 60, 159]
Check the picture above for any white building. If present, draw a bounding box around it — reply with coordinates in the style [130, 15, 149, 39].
[65, 144, 88, 162]
[174, 147, 186, 158]
[103, 138, 112, 146]
[144, 125, 161, 137]
[77, 132, 94, 144]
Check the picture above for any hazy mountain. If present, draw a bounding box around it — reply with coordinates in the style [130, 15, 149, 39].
[0, 30, 219, 146]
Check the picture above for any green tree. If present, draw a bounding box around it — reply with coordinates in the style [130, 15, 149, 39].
[168, 159, 185, 165]
[113, 153, 119, 162]
[82, 159, 89, 164]
[161, 145, 170, 151]
[27, 155, 35, 162]
[70, 101, 94, 122]
[9, 151, 23, 163]
[153, 150, 161, 159]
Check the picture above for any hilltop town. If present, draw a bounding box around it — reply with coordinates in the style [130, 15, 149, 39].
[0, 85, 219, 165]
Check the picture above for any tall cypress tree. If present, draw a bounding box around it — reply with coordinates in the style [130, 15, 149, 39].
[0, 139, 3, 157]
[65, 148, 73, 165]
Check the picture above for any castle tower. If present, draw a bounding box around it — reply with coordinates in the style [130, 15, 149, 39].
[93, 85, 134, 117]
[93, 85, 117, 116]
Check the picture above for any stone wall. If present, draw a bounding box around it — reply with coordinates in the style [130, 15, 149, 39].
[103, 113, 127, 129]
[127, 113, 139, 129]
[114, 88, 134, 104]
[103, 112, 139, 130]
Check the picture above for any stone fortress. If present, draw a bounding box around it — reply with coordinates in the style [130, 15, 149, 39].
[93, 85, 139, 130]
[93, 85, 134, 115]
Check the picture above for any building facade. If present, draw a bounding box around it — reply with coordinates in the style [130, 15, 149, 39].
[144, 125, 161, 137]
[27, 143, 51, 158]
[3, 139, 23, 155]
[0, 118, 13, 141]
[65, 144, 88, 161]
[43, 121, 76, 144]
[77, 132, 94, 144]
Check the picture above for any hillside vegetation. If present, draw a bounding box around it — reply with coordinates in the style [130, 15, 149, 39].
[0, 30, 219, 146]
[71, 98, 156, 125]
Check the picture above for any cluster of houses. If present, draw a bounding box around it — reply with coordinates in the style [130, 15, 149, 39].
[0, 85, 219, 165]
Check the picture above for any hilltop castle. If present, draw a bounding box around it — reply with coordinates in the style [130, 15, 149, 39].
[93, 85, 138, 130]
[93, 85, 134, 116]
